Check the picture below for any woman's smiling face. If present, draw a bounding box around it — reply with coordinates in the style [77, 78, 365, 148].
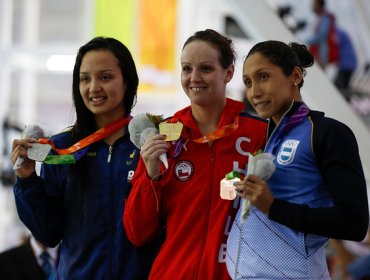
[243, 52, 297, 123]
[79, 49, 126, 122]
[180, 40, 233, 108]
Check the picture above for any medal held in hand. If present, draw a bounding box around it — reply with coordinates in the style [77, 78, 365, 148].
[129, 113, 183, 169]
[159, 122, 183, 142]
[14, 124, 47, 170]
[220, 171, 241, 200]
[28, 143, 52, 162]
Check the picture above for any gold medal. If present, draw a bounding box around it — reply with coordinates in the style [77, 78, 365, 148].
[159, 122, 183, 141]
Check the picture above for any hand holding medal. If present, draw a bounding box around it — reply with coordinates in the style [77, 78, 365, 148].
[128, 113, 183, 169]
[15, 118, 131, 166]
[13, 124, 49, 170]
[219, 151, 275, 222]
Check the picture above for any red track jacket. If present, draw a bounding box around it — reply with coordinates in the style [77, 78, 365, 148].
[124, 99, 267, 280]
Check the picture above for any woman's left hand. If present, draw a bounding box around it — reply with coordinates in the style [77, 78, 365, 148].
[234, 174, 274, 215]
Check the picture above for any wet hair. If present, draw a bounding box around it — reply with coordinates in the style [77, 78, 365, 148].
[71, 36, 138, 143]
[182, 29, 236, 69]
[245, 40, 314, 88]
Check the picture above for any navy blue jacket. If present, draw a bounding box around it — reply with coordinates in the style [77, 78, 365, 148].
[14, 129, 161, 279]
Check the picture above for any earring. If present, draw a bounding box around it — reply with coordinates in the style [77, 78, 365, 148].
[294, 82, 298, 86]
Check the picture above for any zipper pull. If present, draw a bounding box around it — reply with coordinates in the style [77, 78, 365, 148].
[107, 146, 113, 163]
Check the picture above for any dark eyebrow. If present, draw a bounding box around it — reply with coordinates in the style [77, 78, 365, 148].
[80, 69, 114, 75]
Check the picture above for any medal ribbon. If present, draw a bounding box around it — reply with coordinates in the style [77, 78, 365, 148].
[39, 117, 131, 164]
[192, 116, 239, 143]
[43, 147, 89, 164]
[170, 116, 239, 158]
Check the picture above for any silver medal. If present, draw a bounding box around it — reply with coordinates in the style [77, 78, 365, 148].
[27, 143, 52, 162]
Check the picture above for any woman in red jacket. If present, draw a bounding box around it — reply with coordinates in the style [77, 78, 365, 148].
[124, 29, 267, 280]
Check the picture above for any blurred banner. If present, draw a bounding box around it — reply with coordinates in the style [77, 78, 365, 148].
[94, 0, 135, 49]
[94, 0, 177, 93]
[139, 0, 176, 71]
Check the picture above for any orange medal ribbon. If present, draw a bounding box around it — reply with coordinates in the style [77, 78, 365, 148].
[192, 116, 239, 143]
[38, 117, 131, 155]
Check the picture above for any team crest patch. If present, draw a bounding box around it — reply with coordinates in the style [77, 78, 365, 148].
[277, 139, 300, 165]
[173, 160, 194, 182]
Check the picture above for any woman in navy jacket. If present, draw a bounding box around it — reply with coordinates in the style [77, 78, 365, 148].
[10, 37, 160, 279]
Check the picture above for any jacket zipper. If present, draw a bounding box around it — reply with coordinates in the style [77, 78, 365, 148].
[107, 145, 113, 163]
[234, 220, 243, 280]
[108, 144, 114, 278]
[265, 101, 294, 149]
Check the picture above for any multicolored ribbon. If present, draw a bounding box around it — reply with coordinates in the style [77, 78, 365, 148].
[39, 117, 131, 164]
[43, 147, 89, 164]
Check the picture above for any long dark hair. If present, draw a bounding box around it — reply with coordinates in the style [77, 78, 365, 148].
[70, 36, 138, 144]
[68, 37, 138, 186]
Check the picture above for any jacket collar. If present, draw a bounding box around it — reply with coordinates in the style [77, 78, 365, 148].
[268, 101, 310, 138]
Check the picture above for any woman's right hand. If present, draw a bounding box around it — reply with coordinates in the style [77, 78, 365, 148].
[10, 138, 37, 179]
[140, 134, 168, 179]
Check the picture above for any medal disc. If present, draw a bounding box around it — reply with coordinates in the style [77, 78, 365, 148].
[28, 143, 52, 162]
